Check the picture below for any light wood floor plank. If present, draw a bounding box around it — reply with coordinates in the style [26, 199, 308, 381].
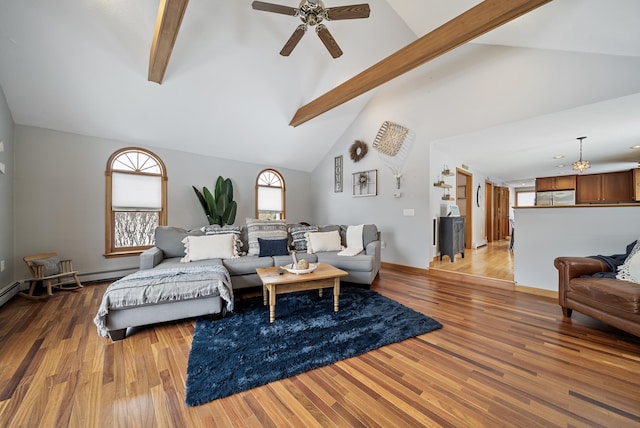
[1, 257, 639, 427]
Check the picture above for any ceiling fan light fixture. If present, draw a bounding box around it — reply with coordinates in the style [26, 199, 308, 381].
[252, 0, 369, 58]
[572, 136, 590, 172]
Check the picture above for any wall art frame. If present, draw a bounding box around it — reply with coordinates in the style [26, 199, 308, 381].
[334, 155, 343, 192]
[352, 169, 377, 197]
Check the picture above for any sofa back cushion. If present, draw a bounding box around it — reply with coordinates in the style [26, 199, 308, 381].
[245, 218, 288, 256]
[319, 224, 378, 248]
[155, 226, 203, 258]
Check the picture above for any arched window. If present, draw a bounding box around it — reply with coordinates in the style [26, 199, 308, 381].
[256, 169, 285, 220]
[105, 147, 167, 257]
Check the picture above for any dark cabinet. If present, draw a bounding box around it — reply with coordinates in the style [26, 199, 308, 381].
[576, 170, 633, 203]
[439, 216, 465, 263]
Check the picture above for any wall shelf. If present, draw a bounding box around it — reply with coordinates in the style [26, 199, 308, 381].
[435, 165, 455, 201]
[433, 182, 452, 188]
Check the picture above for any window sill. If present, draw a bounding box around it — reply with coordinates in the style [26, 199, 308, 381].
[104, 249, 146, 259]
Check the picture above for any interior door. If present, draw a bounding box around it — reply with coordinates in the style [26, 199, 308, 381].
[456, 169, 473, 249]
[494, 186, 510, 240]
[485, 181, 494, 243]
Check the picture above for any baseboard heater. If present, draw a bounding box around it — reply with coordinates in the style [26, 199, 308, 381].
[78, 267, 137, 283]
[0, 282, 22, 307]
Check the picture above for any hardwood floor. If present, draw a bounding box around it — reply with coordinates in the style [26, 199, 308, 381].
[429, 239, 514, 283]
[1, 264, 639, 427]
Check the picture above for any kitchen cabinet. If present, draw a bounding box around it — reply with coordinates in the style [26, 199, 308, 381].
[634, 168, 640, 201]
[576, 170, 633, 203]
[439, 216, 465, 262]
[535, 175, 576, 191]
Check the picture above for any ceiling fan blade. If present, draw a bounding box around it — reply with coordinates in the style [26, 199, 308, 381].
[316, 24, 343, 58]
[325, 3, 370, 20]
[280, 25, 307, 56]
[251, 1, 298, 16]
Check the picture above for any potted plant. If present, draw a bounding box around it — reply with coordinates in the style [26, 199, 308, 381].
[192, 176, 238, 226]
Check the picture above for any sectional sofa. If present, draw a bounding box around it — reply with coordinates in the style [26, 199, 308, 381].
[97, 221, 381, 340]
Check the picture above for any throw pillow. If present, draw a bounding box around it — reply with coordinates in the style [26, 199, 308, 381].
[617, 239, 640, 283]
[181, 234, 238, 262]
[202, 225, 244, 255]
[258, 238, 290, 257]
[245, 218, 288, 256]
[306, 230, 343, 253]
[289, 225, 318, 252]
[32, 256, 61, 276]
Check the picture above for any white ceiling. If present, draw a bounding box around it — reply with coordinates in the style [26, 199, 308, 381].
[0, 0, 639, 185]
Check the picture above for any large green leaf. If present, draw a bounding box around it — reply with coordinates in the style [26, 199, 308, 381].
[193, 176, 237, 226]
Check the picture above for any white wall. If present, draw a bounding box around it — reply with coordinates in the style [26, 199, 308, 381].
[13, 125, 313, 281]
[0, 84, 15, 299]
[514, 206, 640, 291]
[311, 43, 640, 270]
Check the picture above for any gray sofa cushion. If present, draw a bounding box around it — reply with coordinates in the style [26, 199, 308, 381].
[156, 257, 224, 269]
[337, 224, 378, 247]
[272, 253, 318, 267]
[316, 252, 375, 272]
[317, 224, 378, 247]
[223, 255, 274, 276]
[155, 226, 203, 258]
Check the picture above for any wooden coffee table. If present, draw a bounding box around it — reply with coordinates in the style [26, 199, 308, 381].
[256, 262, 348, 323]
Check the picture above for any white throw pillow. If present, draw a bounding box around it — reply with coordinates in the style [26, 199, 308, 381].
[617, 239, 640, 283]
[306, 230, 343, 253]
[181, 234, 238, 262]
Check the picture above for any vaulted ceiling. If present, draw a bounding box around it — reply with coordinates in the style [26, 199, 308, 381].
[0, 0, 639, 184]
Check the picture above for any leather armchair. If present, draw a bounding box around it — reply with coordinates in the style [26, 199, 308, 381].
[554, 256, 639, 337]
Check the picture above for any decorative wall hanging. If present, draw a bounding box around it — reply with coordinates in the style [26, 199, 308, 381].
[334, 155, 343, 192]
[372, 121, 415, 189]
[352, 169, 377, 197]
[349, 140, 368, 162]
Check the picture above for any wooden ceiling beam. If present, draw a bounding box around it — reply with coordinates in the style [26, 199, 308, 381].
[289, 0, 553, 127]
[148, 0, 189, 84]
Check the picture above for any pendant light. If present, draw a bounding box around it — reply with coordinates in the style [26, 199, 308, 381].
[572, 136, 590, 172]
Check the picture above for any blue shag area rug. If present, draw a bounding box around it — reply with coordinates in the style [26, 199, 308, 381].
[185, 287, 442, 406]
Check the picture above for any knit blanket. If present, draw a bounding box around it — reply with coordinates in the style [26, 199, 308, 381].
[338, 224, 364, 256]
[94, 264, 233, 338]
[587, 240, 637, 278]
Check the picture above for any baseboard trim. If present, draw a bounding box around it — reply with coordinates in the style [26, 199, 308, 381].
[428, 268, 515, 290]
[515, 285, 558, 299]
[381, 262, 428, 276]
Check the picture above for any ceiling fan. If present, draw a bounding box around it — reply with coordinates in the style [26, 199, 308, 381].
[252, 0, 370, 58]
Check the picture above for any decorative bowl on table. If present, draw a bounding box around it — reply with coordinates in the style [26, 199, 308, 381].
[283, 263, 317, 275]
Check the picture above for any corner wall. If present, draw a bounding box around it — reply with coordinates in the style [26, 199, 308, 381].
[0, 84, 16, 303]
